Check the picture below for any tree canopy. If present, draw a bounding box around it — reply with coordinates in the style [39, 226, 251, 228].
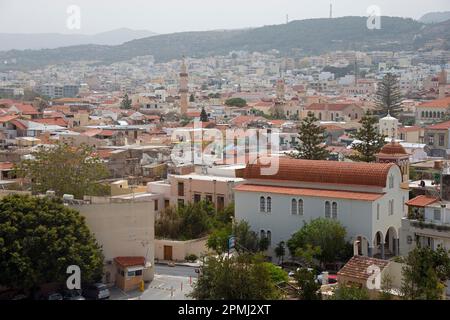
[225, 98, 247, 107]
[287, 218, 352, 266]
[120, 93, 132, 109]
[190, 254, 282, 300]
[401, 246, 450, 300]
[0, 194, 104, 291]
[374, 73, 403, 117]
[15, 142, 109, 199]
[347, 111, 386, 162]
[200, 107, 208, 122]
[289, 113, 330, 160]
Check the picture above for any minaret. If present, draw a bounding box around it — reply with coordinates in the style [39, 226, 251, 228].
[276, 66, 285, 102]
[179, 57, 189, 115]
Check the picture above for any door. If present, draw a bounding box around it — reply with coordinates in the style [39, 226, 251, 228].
[164, 245, 173, 261]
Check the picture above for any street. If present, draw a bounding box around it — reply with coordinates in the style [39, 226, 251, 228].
[155, 264, 199, 278]
[110, 264, 198, 300]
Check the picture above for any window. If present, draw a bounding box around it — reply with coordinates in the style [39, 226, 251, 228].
[260, 230, 266, 239]
[389, 175, 394, 189]
[291, 199, 297, 215]
[177, 182, 184, 196]
[135, 270, 143, 276]
[217, 196, 225, 211]
[439, 134, 445, 147]
[434, 208, 441, 221]
[194, 193, 201, 203]
[266, 197, 272, 213]
[205, 194, 213, 204]
[127, 271, 136, 277]
[389, 200, 394, 216]
[421, 111, 425, 117]
[332, 202, 338, 219]
[377, 203, 380, 220]
[318, 112, 322, 120]
[260, 196, 266, 212]
[177, 199, 184, 207]
[154, 200, 158, 211]
[298, 199, 304, 216]
[267, 231, 272, 245]
[428, 135, 434, 146]
[325, 201, 331, 218]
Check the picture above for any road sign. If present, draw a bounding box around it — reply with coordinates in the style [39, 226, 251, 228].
[228, 236, 236, 250]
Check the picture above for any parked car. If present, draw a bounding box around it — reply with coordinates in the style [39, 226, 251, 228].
[82, 283, 110, 300]
[316, 273, 338, 285]
[62, 289, 85, 300]
[46, 292, 63, 300]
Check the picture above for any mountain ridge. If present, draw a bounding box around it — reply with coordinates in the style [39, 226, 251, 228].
[0, 16, 448, 71]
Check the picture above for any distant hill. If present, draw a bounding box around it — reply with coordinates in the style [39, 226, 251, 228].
[0, 16, 448, 71]
[419, 11, 450, 24]
[0, 28, 157, 51]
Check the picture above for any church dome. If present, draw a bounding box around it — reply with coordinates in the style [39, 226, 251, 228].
[378, 141, 407, 156]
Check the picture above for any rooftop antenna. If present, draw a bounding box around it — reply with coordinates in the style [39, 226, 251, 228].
[329, 3, 333, 19]
[286, 14, 289, 24]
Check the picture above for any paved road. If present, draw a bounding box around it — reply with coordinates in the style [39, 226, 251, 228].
[155, 264, 198, 278]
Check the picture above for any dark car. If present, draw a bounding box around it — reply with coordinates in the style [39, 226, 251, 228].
[82, 283, 110, 300]
[62, 289, 85, 300]
[46, 292, 63, 300]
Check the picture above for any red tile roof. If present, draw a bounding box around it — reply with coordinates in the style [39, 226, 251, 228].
[338, 256, 390, 281]
[305, 103, 354, 111]
[234, 184, 384, 201]
[34, 118, 68, 127]
[114, 256, 145, 268]
[426, 120, 450, 130]
[417, 97, 450, 109]
[243, 157, 395, 188]
[10, 103, 39, 115]
[405, 195, 438, 208]
[398, 126, 421, 133]
[0, 162, 14, 170]
[0, 115, 19, 123]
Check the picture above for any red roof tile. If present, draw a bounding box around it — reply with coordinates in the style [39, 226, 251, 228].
[234, 184, 384, 201]
[417, 97, 450, 108]
[405, 195, 438, 208]
[0, 162, 14, 170]
[305, 103, 354, 111]
[426, 120, 450, 130]
[114, 256, 145, 268]
[338, 256, 390, 281]
[243, 157, 395, 188]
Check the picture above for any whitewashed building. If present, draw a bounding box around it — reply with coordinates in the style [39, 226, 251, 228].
[234, 157, 409, 259]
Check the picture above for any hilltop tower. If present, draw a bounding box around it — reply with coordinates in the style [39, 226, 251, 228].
[179, 57, 189, 115]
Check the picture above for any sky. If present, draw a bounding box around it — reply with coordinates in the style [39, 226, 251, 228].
[1, 0, 450, 35]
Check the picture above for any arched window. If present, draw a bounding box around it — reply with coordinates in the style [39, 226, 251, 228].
[433, 111, 437, 118]
[325, 201, 331, 218]
[267, 231, 272, 245]
[260, 196, 266, 212]
[332, 202, 338, 219]
[291, 199, 297, 215]
[425, 111, 429, 118]
[421, 111, 425, 117]
[260, 230, 266, 239]
[355, 113, 358, 119]
[298, 199, 304, 216]
[266, 197, 272, 213]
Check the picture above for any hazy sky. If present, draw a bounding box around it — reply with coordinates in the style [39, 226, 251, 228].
[1, 0, 450, 34]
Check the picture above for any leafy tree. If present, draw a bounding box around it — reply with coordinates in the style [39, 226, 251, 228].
[332, 284, 370, 300]
[0, 194, 104, 291]
[287, 218, 350, 267]
[225, 98, 247, 107]
[274, 241, 286, 265]
[190, 254, 281, 300]
[189, 93, 195, 102]
[347, 111, 386, 162]
[289, 113, 330, 160]
[294, 268, 322, 300]
[120, 93, 132, 109]
[263, 262, 289, 284]
[207, 220, 269, 254]
[155, 202, 216, 240]
[400, 246, 450, 300]
[200, 107, 208, 122]
[374, 73, 403, 117]
[15, 142, 109, 199]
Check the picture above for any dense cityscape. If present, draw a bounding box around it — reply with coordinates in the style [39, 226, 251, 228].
[1, 1, 450, 310]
